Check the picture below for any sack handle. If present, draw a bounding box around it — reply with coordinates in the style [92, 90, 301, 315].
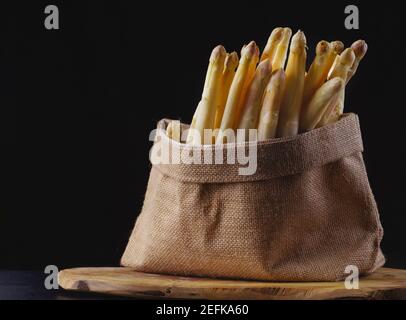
[153, 113, 363, 183]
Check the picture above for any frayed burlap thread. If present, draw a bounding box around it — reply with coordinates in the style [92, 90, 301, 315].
[121, 114, 385, 281]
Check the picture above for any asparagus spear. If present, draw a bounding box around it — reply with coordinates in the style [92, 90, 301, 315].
[214, 52, 239, 129]
[346, 40, 368, 83]
[166, 120, 181, 142]
[217, 42, 258, 142]
[276, 30, 307, 137]
[187, 45, 228, 142]
[317, 48, 355, 126]
[272, 28, 293, 70]
[166, 121, 174, 139]
[257, 69, 286, 140]
[241, 44, 259, 81]
[239, 44, 260, 119]
[186, 101, 202, 143]
[260, 27, 284, 63]
[328, 48, 356, 80]
[300, 77, 344, 131]
[191, 45, 227, 144]
[331, 40, 345, 55]
[238, 59, 273, 138]
[302, 41, 341, 108]
[299, 41, 343, 130]
[318, 86, 345, 126]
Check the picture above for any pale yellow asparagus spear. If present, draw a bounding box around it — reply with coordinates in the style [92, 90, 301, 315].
[257, 69, 286, 140]
[191, 45, 227, 144]
[188, 50, 239, 142]
[321, 41, 367, 128]
[328, 48, 356, 80]
[186, 101, 202, 143]
[331, 40, 345, 56]
[214, 52, 239, 129]
[238, 59, 273, 137]
[238, 44, 260, 117]
[317, 86, 345, 126]
[260, 27, 284, 63]
[326, 41, 345, 79]
[300, 77, 344, 131]
[240, 44, 259, 81]
[346, 40, 368, 83]
[321, 43, 344, 126]
[276, 30, 307, 137]
[251, 44, 260, 77]
[272, 27, 292, 70]
[317, 48, 356, 126]
[217, 42, 257, 142]
[302, 41, 334, 108]
[166, 120, 181, 142]
[327, 56, 339, 80]
[232, 43, 259, 128]
[300, 41, 343, 128]
[187, 45, 226, 142]
[166, 121, 173, 138]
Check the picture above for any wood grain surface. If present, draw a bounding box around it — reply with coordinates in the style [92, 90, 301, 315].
[58, 267, 406, 300]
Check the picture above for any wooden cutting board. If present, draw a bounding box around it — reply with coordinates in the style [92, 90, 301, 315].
[58, 267, 406, 300]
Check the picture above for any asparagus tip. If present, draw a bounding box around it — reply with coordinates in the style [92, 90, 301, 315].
[283, 27, 293, 38]
[210, 45, 227, 61]
[316, 40, 330, 55]
[291, 30, 307, 51]
[331, 41, 345, 54]
[225, 51, 239, 70]
[244, 41, 257, 58]
[294, 30, 306, 41]
[230, 51, 238, 59]
[351, 40, 368, 59]
[269, 27, 284, 41]
[240, 44, 246, 56]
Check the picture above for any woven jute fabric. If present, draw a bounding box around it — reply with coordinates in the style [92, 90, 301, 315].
[121, 113, 385, 281]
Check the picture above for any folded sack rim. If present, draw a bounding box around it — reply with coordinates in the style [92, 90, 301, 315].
[154, 113, 364, 183]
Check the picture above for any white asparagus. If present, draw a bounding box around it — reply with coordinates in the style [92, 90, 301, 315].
[191, 45, 227, 144]
[346, 40, 368, 83]
[166, 120, 181, 142]
[317, 48, 355, 126]
[237, 44, 260, 123]
[300, 77, 344, 131]
[276, 30, 307, 137]
[302, 41, 332, 108]
[238, 59, 273, 137]
[217, 42, 257, 142]
[214, 52, 239, 129]
[257, 69, 286, 140]
[272, 27, 292, 70]
[260, 27, 284, 63]
[328, 48, 356, 80]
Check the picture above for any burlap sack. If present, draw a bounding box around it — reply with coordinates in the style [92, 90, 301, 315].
[121, 113, 385, 281]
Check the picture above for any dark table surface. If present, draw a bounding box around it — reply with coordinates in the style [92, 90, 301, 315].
[0, 270, 127, 300]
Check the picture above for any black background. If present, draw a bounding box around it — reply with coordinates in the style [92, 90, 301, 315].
[0, 0, 405, 270]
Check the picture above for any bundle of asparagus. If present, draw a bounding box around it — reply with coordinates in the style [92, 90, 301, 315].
[168, 28, 367, 144]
